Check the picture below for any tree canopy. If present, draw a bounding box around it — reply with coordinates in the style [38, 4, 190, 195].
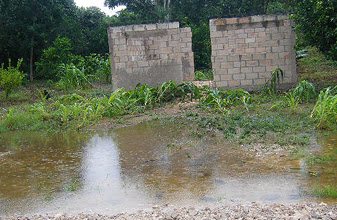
[0, 0, 111, 80]
[0, 0, 336, 81]
[294, 0, 337, 60]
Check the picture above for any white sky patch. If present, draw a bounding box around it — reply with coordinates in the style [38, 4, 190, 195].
[74, 0, 126, 16]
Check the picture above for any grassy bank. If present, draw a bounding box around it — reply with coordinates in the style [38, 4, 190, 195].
[0, 79, 335, 137]
[298, 47, 337, 89]
[0, 48, 336, 135]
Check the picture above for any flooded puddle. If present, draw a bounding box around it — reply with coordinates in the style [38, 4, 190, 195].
[0, 120, 336, 215]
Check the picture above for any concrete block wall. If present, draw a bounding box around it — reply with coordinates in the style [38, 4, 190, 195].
[108, 22, 194, 90]
[210, 15, 297, 90]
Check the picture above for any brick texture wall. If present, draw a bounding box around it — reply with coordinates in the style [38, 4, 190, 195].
[210, 15, 297, 90]
[108, 22, 194, 90]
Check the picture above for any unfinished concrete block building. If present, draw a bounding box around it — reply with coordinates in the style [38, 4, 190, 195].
[210, 15, 297, 90]
[108, 22, 194, 90]
[108, 15, 297, 91]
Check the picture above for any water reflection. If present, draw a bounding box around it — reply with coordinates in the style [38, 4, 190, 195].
[82, 134, 122, 191]
[42, 134, 152, 215]
[304, 132, 337, 204]
[0, 124, 336, 216]
[0, 132, 86, 215]
[114, 122, 303, 205]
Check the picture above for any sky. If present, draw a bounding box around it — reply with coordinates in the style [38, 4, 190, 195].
[74, 0, 126, 16]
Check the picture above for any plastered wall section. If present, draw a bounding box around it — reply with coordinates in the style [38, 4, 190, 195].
[108, 22, 194, 90]
[210, 15, 297, 90]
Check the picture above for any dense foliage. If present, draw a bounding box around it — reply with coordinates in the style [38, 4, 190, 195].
[0, 0, 336, 81]
[293, 0, 337, 60]
[0, 0, 111, 80]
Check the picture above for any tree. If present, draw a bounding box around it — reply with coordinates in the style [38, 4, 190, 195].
[104, 0, 171, 23]
[74, 7, 109, 55]
[294, 0, 337, 60]
[0, 0, 76, 81]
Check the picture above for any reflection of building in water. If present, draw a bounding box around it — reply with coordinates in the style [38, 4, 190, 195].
[114, 121, 305, 204]
[82, 134, 122, 191]
[115, 122, 217, 201]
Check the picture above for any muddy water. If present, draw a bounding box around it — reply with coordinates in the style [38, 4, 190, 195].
[0, 121, 336, 216]
[304, 132, 337, 204]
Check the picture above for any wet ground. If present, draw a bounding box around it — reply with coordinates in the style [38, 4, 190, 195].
[0, 120, 336, 216]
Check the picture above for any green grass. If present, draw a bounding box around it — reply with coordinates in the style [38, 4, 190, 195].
[313, 185, 337, 198]
[307, 154, 337, 164]
[63, 178, 80, 192]
[0, 79, 323, 152]
[298, 47, 337, 89]
[180, 104, 315, 148]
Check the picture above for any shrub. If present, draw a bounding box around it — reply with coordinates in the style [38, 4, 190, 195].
[35, 37, 75, 80]
[0, 59, 26, 99]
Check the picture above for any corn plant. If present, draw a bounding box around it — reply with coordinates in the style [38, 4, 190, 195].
[58, 94, 87, 105]
[226, 89, 250, 105]
[55, 104, 72, 124]
[239, 95, 252, 112]
[202, 88, 230, 113]
[87, 98, 105, 119]
[177, 82, 201, 102]
[106, 88, 138, 116]
[101, 57, 112, 84]
[134, 84, 154, 108]
[285, 92, 300, 113]
[82, 102, 103, 127]
[262, 68, 284, 95]
[292, 80, 316, 103]
[57, 63, 91, 90]
[156, 81, 177, 103]
[311, 87, 337, 129]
